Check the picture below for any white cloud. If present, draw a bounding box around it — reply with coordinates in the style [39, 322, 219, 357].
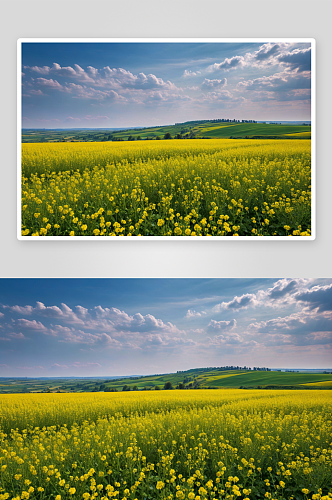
[63, 83, 123, 101]
[9, 332, 25, 339]
[17, 365, 45, 370]
[201, 78, 227, 89]
[16, 319, 48, 331]
[25, 62, 96, 82]
[71, 361, 101, 368]
[213, 279, 312, 312]
[29, 89, 44, 96]
[24, 63, 183, 105]
[35, 78, 63, 89]
[214, 293, 257, 311]
[209, 332, 243, 345]
[6, 301, 185, 345]
[206, 43, 311, 77]
[93, 306, 183, 335]
[295, 283, 332, 313]
[186, 309, 202, 318]
[207, 319, 237, 332]
[9, 302, 87, 325]
[183, 69, 201, 78]
[237, 70, 310, 94]
[277, 47, 311, 73]
[207, 55, 246, 72]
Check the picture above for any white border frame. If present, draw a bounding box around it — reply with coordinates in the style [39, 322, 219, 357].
[17, 38, 316, 241]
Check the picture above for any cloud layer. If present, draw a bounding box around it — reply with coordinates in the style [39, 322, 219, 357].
[21, 41, 312, 126]
[1, 278, 329, 375]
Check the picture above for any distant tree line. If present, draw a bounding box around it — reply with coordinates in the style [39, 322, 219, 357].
[175, 118, 257, 125]
[176, 366, 271, 373]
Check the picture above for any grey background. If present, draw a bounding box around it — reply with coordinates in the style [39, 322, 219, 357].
[1, 0, 330, 278]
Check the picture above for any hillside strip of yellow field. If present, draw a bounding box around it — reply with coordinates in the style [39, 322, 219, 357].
[283, 132, 311, 137]
[197, 125, 234, 133]
[300, 380, 332, 387]
[200, 372, 244, 383]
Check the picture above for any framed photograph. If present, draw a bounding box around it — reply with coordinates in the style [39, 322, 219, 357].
[1, 277, 331, 500]
[18, 38, 315, 239]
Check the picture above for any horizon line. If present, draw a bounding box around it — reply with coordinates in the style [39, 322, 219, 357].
[22, 119, 312, 131]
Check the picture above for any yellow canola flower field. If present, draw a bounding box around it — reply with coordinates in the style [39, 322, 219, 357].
[0, 390, 331, 500]
[21, 139, 311, 237]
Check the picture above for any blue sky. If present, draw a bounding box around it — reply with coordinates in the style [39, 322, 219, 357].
[21, 41, 312, 128]
[0, 278, 330, 377]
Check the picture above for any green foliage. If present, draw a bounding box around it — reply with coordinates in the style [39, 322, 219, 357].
[164, 381, 173, 390]
[22, 122, 311, 144]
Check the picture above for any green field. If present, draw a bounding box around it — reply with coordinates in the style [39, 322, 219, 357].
[204, 371, 332, 388]
[21, 120, 311, 143]
[2, 368, 331, 394]
[195, 123, 311, 139]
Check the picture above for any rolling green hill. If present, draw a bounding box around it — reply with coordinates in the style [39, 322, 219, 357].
[22, 120, 311, 143]
[196, 123, 311, 139]
[1, 367, 331, 393]
[202, 371, 332, 388]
